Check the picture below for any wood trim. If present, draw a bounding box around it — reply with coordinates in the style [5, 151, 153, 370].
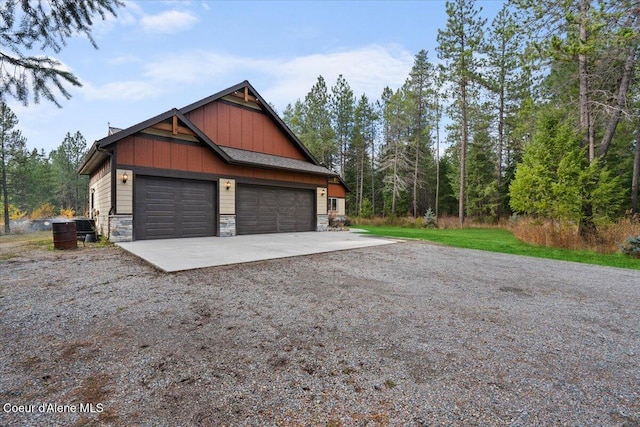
[122, 166, 219, 182]
[151, 122, 196, 137]
[218, 98, 266, 114]
[235, 177, 318, 190]
[136, 132, 202, 147]
[120, 164, 319, 190]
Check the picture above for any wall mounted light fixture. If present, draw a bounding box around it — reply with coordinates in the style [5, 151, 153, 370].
[225, 180, 231, 190]
[320, 188, 326, 196]
[121, 172, 128, 184]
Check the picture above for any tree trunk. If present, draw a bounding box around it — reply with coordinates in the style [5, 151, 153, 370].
[459, 80, 468, 226]
[2, 147, 9, 234]
[598, 46, 636, 159]
[578, 0, 592, 159]
[1, 107, 9, 234]
[632, 125, 640, 213]
[413, 138, 419, 218]
[435, 104, 440, 221]
[370, 129, 375, 216]
[497, 80, 505, 218]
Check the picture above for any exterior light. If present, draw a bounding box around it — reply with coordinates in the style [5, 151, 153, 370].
[320, 188, 326, 196]
[225, 180, 231, 190]
[122, 172, 128, 184]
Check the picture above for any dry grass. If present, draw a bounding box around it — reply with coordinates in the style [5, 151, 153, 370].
[510, 218, 640, 254]
[354, 214, 640, 255]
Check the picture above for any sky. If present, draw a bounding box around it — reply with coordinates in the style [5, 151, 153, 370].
[8, 0, 506, 155]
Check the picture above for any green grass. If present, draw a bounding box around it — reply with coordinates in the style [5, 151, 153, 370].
[355, 225, 640, 270]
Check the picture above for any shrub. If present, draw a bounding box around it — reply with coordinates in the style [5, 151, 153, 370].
[8, 204, 28, 221]
[620, 236, 640, 259]
[31, 202, 57, 219]
[59, 207, 75, 218]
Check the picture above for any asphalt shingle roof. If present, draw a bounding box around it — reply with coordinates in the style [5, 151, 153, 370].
[219, 146, 335, 176]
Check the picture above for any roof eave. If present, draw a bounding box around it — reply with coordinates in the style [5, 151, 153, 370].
[78, 142, 109, 175]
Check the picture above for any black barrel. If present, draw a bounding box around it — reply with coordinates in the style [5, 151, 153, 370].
[52, 221, 77, 250]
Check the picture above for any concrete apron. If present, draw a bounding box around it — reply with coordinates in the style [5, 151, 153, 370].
[117, 231, 399, 272]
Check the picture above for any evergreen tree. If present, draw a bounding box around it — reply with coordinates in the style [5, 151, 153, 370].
[484, 4, 529, 217]
[437, 0, 487, 225]
[0, 102, 25, 232]
[379, 87, 411, 216]
[301, 76, 337, 169]
[50, 131, 89, 213]
[509, 107, 624, 223]
[1, 0, 122, 106]
[514, 0, 640, 236]
[330, 75, 355, 177]
[406, 50, 437, 217]
[466, 103, 499, 219]
[346, 94, 377, 216]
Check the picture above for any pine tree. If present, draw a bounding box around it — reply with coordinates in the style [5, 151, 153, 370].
[437, 0, 487, 225]
[50, 131, 89, 213]
[406, 50, 437, 217]
[379, 87, 411, 216]
[484, 4, 528, 217]
[330, 75, 355, 177]
[1, 0, 122, 106]
[346, 94, 377, 216]
[300, 76, 337, 169]
[0, 102, 25, 232]
[514, 0, 640, 236]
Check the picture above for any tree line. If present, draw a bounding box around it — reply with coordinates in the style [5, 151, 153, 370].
[282, 0, 639, 238]
[1, 103, 89, 232]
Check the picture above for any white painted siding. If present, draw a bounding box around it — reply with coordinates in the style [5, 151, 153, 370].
[337, 198, 346, 216]
[92, 172, 111, 237]
[116, 169, 133, 214]
[219, 178, 235, 215]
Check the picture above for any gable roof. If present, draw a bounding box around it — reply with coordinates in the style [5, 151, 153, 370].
[180, 80, 322, 166]
[78, 81, 338, 179]
[78, 107, 232, 175]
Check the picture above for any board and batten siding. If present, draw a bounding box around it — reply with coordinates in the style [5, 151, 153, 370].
[91, 172, 111, 237]
[116, 135, 325, 186]
[116, 169, 133, 214]
[219, 178, 235, 214]
[186, 101, 307, 160]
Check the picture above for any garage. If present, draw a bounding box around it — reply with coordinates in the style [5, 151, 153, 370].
[236, 185, 315, 235]
[134, 176, 216, 240]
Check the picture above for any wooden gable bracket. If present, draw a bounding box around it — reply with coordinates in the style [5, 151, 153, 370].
[150, 118, 196, 137]
[230, 88, 258, 104]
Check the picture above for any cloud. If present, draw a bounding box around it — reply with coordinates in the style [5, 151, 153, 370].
[82, 80, 163, 102]
[134, 44, 413, 106]
[140, 10, 198, 34]
[264, 45, 414, 108]
[80, 44, 414, 112]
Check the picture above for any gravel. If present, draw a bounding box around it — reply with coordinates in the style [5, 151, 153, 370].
[1, 239, 639, 426]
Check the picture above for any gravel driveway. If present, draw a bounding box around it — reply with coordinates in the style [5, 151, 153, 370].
[1, 240, 639, 426]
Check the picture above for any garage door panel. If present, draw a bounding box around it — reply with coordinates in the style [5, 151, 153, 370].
[135, 176, 216, 240]
[236, 185, 315, 235]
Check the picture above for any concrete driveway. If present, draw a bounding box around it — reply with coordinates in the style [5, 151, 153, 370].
[117, 230, 399, 272]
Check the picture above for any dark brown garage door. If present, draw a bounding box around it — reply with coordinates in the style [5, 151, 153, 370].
[236, 185, 315, 234]
[134, 176, 216, 240]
